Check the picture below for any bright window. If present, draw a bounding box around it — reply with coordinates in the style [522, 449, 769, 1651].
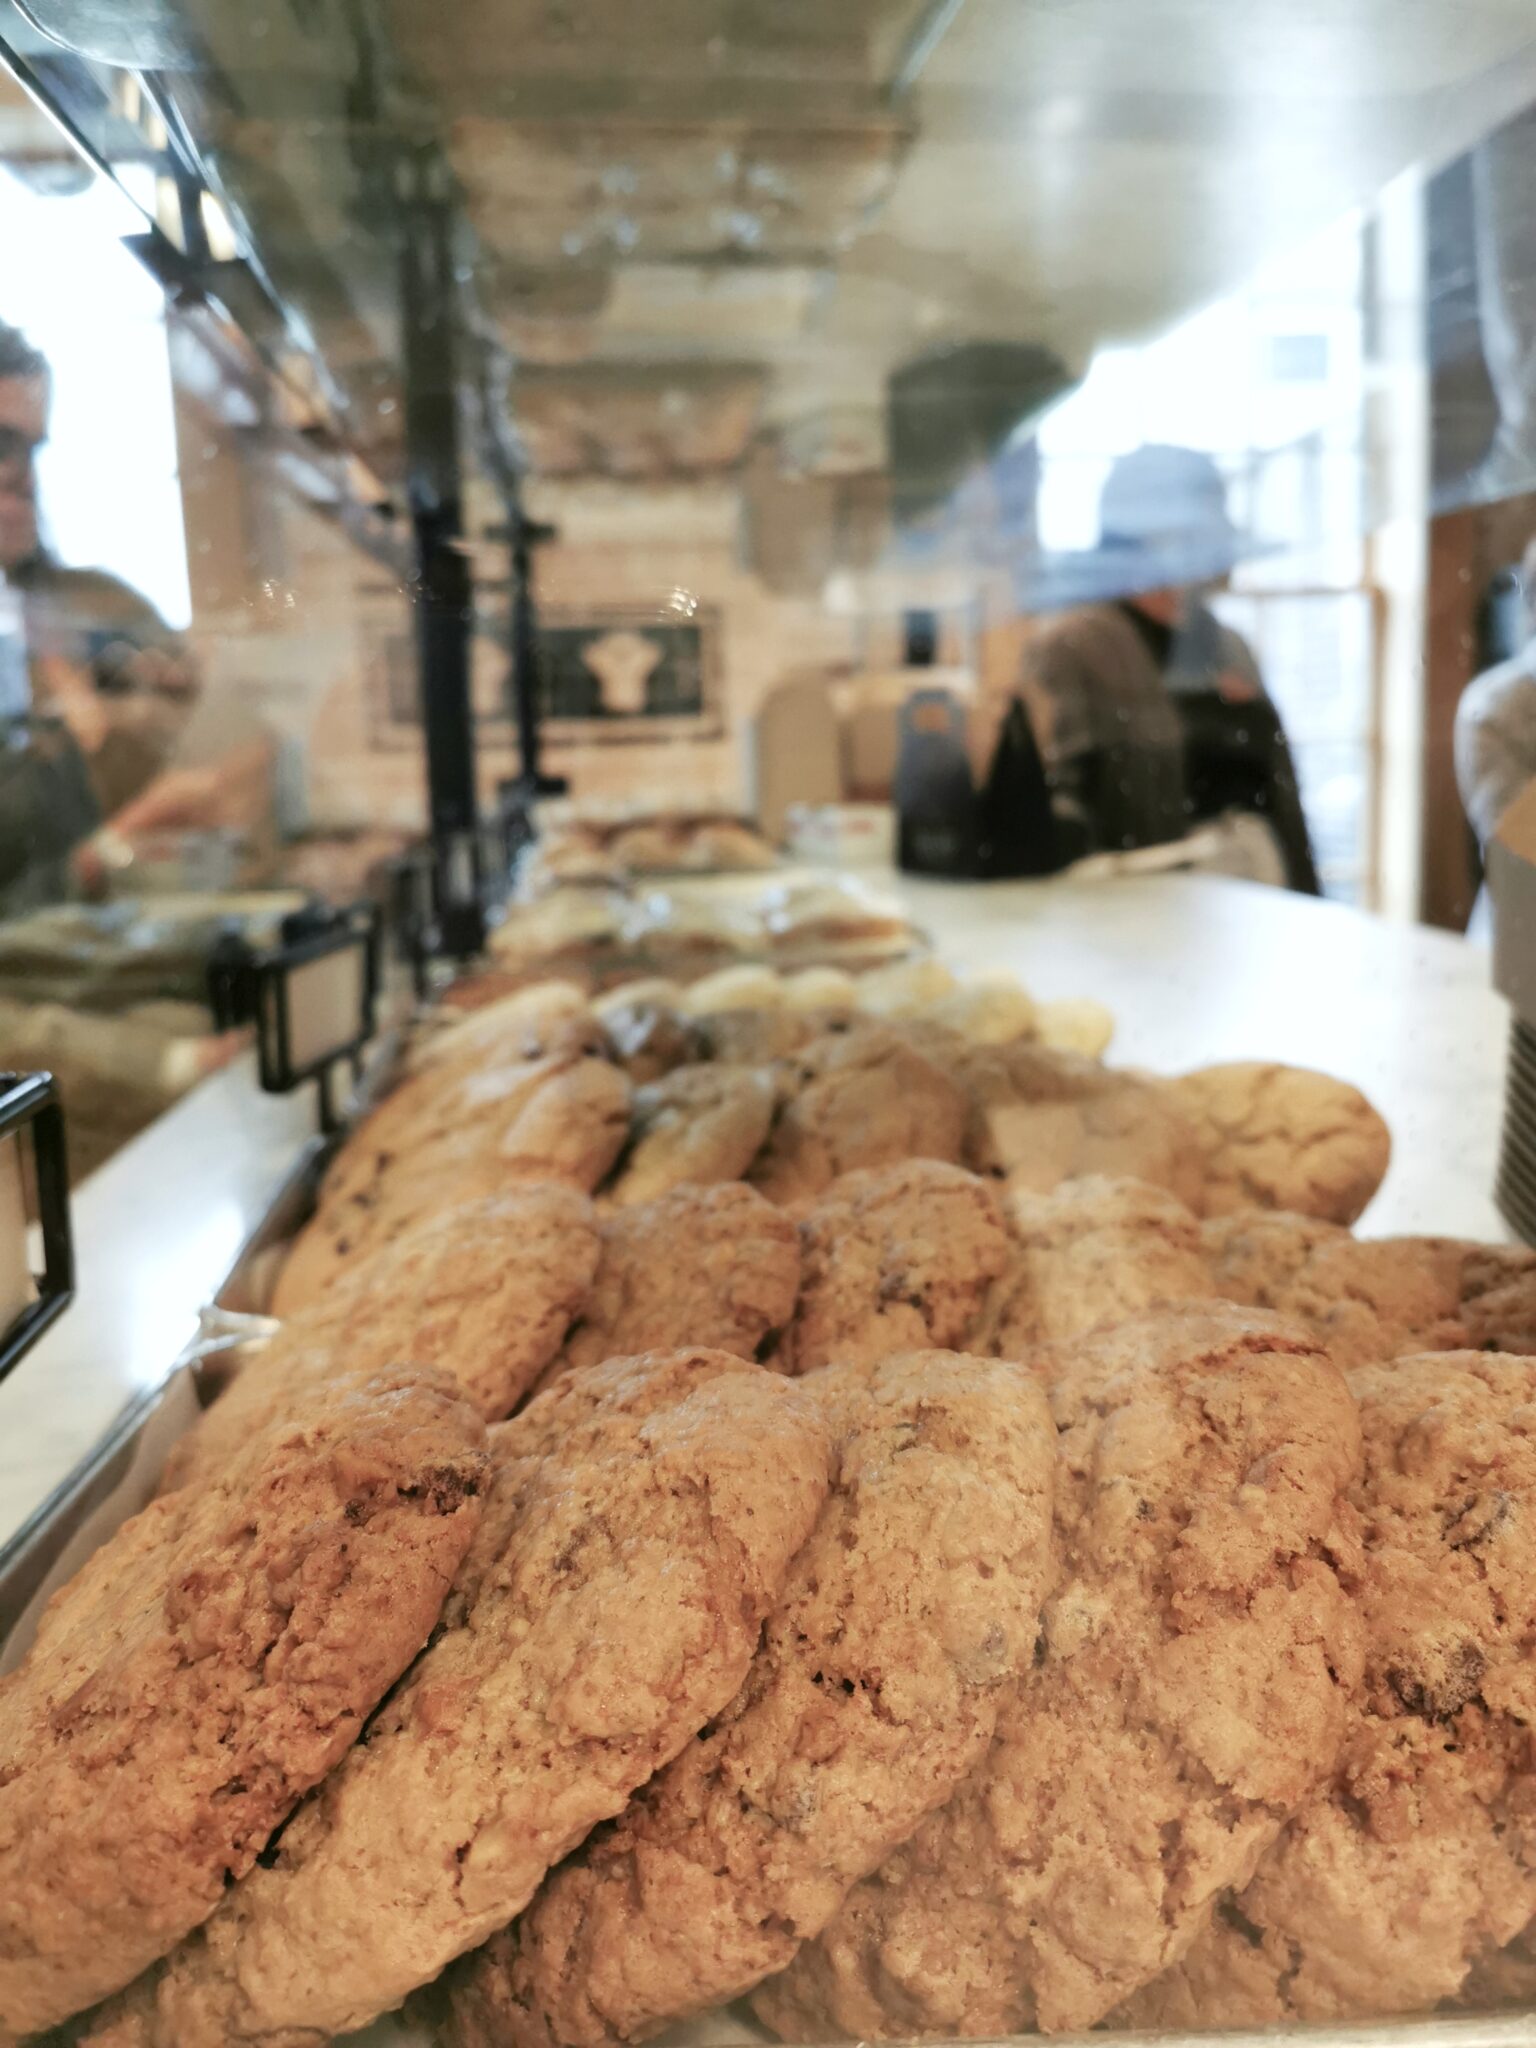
[0, 166, 189, 627]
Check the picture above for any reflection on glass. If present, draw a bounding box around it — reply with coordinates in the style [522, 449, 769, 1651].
[1, 3, 1536, 1172]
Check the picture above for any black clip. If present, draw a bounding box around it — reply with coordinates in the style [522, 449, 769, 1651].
[0, 1072, 74, 1385]
[386, 847, 439, 1002]
[206, 925, 260, 1030]
[253, 901, 380, 1133]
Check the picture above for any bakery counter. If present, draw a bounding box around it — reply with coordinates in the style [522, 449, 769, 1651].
[0, 873, 1509, 1559]
[0, 872, 1528, 2048]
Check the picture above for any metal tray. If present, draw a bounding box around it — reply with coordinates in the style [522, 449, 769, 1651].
[209, 1131, 334, 1317]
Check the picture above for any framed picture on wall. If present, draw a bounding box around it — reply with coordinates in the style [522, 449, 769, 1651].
[365, 600, 724, 750]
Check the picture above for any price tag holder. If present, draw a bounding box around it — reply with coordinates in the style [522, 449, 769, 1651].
[254, 903, 379, 1132]
[0, 1072, 74, 1386]
[386, 847, 439, 1000]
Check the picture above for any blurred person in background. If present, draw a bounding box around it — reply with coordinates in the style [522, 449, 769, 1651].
[1011, 444, 1320, 892]
[1456, 533, 1536, 936]
[0, 317, 272, 910]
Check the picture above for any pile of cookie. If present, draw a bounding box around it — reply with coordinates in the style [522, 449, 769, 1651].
[528, 806, 779, 886]
[7, 967, 1536, 2048]
[479, 875, 924, 994]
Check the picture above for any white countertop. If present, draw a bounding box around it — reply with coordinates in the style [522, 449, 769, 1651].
[0, 873, 1512, 1554]
[0, 1056, 317, 1552]
[881, 871, 1509, 1243]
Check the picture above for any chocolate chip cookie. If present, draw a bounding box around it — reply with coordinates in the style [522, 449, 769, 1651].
[168, 1188, 604, 1493]
[598, 1000, 708, 1084]
[751, 1026, 969, 1207]
[0, 1367, 487, 2036]
[408, 983, 597, 1076]
[448, 1349, 1056, 2048]
[782, 1161, 1011, 1374]
[552, 1182, 801, 1380]
[607, 1064, 776, 1207]
[273, 1053, 630, 1315]
[756, 1304, 1362, 2038]
[980, 1175, 1214, 1354]
[1204, 1211, 1536, 1370]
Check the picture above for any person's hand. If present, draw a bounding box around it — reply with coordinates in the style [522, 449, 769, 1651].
[1215, 668, 1261, 704]
[70, 827, 134, 901]
[70, 838, 108, 900]
[33, 654, 109, 753]
[107, 763, 223, 836]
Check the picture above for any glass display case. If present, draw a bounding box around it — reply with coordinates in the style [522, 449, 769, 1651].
[5, 7, 1536, 2047]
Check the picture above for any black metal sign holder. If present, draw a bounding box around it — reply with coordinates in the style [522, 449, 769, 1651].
[386, 844, 440, 1002]
[0, 1072, 74, 1386]
[401, 151, 485, 962]
[253, 904, 380, 1134]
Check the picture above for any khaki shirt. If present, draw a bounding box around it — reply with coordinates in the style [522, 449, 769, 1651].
[1456, 644, 1536, 846]
[1016, 605, 1189, 851]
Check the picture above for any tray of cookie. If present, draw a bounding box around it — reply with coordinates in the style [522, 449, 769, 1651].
[463, 871, 934, 1007]
[524, 801, 782, 889]
[10, 939, 1536, 2048]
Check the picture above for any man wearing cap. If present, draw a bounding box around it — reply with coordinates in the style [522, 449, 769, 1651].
[1011, 443, 1317, 889]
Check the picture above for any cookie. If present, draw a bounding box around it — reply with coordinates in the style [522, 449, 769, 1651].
[1204, 1212, 1536, 1370]
[607, 1065, 776, 1207]
[925, 977, 1037, 1048]
[156, 1335, 334, 1495]
[675, 965, 786, 1016]
[81, 1350, 830, 2048]
[697, 1006, 830, 1069]
[1034, 997, 1115, 1058]
[273, 1054, 630, 1315]
[1464, 1925, 1536, 2010]
[448, 1350, 1057, 2048]
[553, 1183, 801, 1380]
[311, 1184, 601, 1417]
[361, 1017, 614, 1178]
[979, 1176, 1214, 1354]
[598, 1000, 707, 1083]
[0, 1367, 487, 2036]
[269, 1150, 507, 1317]
[782, 1161, 1011, 1375]
[687, 821, 778, 872]
[1167, 1060, 1391, 1224]
[750, 1025, 969, 1207]
[408, 983, 596, 1076]
[1461, 1242, 1536, 1352]
[609, 821, 687, 871]
[1121, 1351, 1536, 2027]
[851, 957, 959, 1017]
[1198, 1207, 1345, 1302]
[949, 1041, 1206, 1211]
[780, 968, 858, 1012]
[756, 1303, 1363, 2038]
[491, 1055, 633, 1189]
[590, 979, 681, 1021]
[166, 1188, 603, 1494]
